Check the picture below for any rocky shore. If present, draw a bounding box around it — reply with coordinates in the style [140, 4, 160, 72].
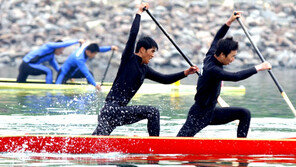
[0, 0, 296, 69]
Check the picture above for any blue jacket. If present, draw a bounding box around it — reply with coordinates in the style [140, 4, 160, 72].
[23, 40, 79, 71]
[57, 44, 111, 86]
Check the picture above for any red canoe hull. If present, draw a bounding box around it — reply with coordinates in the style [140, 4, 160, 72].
[0, 135, 295, 155]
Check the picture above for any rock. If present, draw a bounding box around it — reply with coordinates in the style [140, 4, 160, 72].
[170, 58, 182, 67]
[0, 0, 295, 68]
[153, 56, 167, 65]
[231, 59, 244, 67]
[287, 54, 296, 68]
[237, 51, 254, 60]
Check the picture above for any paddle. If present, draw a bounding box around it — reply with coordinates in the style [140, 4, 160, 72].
[144, 8, 230, 107]
[144, 8, 200, 76]
[234, 12, 296, 116]
[100, 50, 115, 86]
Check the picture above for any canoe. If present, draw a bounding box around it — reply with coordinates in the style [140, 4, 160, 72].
[0, 135, 295, 155]
[0, 78, 245, 96]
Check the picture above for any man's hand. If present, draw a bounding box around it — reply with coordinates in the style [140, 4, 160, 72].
[255, 61, 272, 71]
[78, 39, 85, 45]
[226, 11, 242, 26]
[137, 2, 149, 15]
[95, 84, 102, 91]
[111, 45, 118, 51]
[184, 65, 199, 76]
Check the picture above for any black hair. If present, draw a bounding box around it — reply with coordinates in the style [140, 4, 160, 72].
[135, 36, 158, 53]
[215, 37, 238, 57]
[86, 43, 100, 53]
[55, 39, 63, 42]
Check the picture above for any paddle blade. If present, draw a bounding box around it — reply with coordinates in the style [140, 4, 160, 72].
[281, 92, 296, 116]
[173, 80, 181, 86]
[217, 96, 230, 107]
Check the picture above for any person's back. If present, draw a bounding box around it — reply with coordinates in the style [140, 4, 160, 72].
[59, 46, 86, 76]
[56, 43, 116, 90]
[17, 39, 83, 83]
[105, 48, 149, 106]
[195, 59, 222, 108]
[23, 43, 59, 64]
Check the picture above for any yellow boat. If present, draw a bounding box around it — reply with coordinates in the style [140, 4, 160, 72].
[0, 78, 245, 96]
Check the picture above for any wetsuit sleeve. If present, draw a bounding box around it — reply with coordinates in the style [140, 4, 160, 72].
[75, 60, 97, 86]
[49, 58, 60, 72]
[211, 66, 257, 81]
[146, 66, 186, 84]
[99, 46, 112, 52]
[121, 14, 141, 62]
[47, 40, 79, 49]
[206, 24, 230, 57]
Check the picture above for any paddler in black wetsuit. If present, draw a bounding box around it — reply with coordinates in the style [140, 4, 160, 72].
[92, 3, 199, 136]
[177, 11, 272, 138]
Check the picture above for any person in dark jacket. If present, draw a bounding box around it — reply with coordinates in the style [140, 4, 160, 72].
[177, 11, 272, 138]
[92, 3, 199, 136]
[17, 39, 84, 83]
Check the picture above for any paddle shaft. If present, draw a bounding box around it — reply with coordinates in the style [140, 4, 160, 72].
[144, 9, 200, 77]
[236, 17, 296, 116]
[100, 50, 115, 86]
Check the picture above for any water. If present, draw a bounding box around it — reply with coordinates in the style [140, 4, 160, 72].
[0, 68, 296, 166]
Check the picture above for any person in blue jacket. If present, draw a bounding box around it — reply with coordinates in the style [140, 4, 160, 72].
[17, 39, 84, 83]
[55, 43, 118, 90]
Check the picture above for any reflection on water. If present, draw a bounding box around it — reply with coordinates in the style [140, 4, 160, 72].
[0, 90, 102, 115]
[0, 153, 296, 166]
[0, 87, 296, 138]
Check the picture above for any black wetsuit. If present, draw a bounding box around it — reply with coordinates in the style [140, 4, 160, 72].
[177, 24, 258, 138]
[92, 14, 186, 136]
